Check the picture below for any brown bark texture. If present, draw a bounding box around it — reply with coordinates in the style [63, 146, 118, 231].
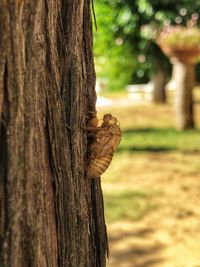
[0, 1, 108, 267]
[173, 61, 195, 130]
[152, 60, 167, 104]
[152, 70, 167, 104]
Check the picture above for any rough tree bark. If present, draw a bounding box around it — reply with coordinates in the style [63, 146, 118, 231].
[0, 1, 108, 267]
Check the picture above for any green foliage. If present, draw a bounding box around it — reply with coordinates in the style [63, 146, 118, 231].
[158, 26, 200, 49]
[94, 2, 139, 90]
[93, 0, 200, 90]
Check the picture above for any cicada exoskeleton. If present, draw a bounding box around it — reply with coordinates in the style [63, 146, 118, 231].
[86, 113, 121, 178]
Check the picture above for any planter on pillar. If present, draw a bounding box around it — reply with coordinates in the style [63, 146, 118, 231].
[157, 26, 200, 130]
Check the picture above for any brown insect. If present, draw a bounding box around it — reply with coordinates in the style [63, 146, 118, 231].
[86, 113, 122, 178]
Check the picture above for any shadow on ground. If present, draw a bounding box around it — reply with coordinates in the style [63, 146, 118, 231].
[108, 225, 166, 267]
[122, 127, 200, 134]
[117, 146, 174, 153]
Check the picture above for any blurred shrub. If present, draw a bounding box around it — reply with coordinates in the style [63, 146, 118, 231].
[94, 0, 200, 90]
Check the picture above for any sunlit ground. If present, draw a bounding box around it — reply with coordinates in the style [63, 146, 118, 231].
[97, 89, 200, 267]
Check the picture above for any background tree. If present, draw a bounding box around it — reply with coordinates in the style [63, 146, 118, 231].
[0, 1, 108, 266]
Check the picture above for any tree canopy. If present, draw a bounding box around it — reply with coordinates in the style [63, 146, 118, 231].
[94, 0, 200, 90]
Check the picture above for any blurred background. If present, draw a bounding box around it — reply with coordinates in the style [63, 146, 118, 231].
[93, 0, 200, 266]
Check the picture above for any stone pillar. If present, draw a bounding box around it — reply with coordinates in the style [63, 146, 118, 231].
[172, 59, 195, 130]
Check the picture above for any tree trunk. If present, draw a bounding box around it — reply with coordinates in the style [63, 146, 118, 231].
[0, 1, 108, 267]
[173, 60, 195, 130]
[152, 61, 167, 104]
[152, 70, 167, 103]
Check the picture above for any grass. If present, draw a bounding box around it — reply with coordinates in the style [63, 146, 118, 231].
[121, 127, 200, 152]
[97, 90, 200, 223]
[104, 190, 158, 222]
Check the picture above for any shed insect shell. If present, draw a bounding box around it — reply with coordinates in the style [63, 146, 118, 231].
[87, 111, 98, 128]
[87, 155, 113, 178]
[86, 113, 121, 178]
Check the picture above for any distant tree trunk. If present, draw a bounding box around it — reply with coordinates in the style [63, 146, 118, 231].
[152, 60, 167, 104]
[0, 1, 108, 267]
[173, 60, 195, 130]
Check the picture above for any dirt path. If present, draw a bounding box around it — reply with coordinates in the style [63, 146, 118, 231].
[107, 218, 200, 267]
[103, 153, 200, 267]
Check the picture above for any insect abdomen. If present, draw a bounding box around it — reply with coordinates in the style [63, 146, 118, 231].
[87, 155, 113, 178]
